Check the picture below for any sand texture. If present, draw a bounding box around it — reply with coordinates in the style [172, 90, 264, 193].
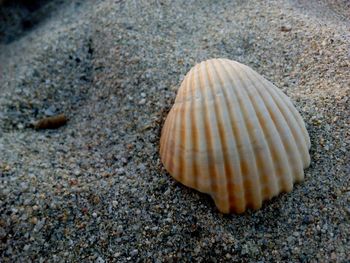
[0, 0, 349, 262]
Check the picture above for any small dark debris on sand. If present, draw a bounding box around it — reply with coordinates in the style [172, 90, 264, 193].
[34, 114, 68, 130]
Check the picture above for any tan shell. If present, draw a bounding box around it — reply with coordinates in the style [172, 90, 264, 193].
[160, 58, 311, 214]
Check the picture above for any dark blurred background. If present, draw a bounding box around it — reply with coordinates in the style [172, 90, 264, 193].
[0, 0, 64, 43]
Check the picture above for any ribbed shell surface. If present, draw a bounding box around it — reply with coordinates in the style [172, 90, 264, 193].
[160, 58, 311, 214]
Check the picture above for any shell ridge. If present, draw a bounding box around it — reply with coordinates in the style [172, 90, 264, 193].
[270, 86, 311, 167]
[206, 60, 233, 212]
[229, 64, 282, 199]
[213, 59, 247, 212]
[242, 69, 310, 192]
[178, 73, 194, 183]
[159, 116, 166, 156]
[219, 59, 263, 210]
[268, 97, 307, 180]
[197, 61, 218, 200]
[192, 63, 212, 193]
[265, 80, 311, 150]
[256, 72, 311, 157]
[169, 72, 190, 176]
[229, 63, 275, 206]
[175, 68, 192, 103]
[239, 71, 292, 195]
[165, 109, 179, 177]
[217, 59, 252, 211]
[276, 90, 310, 146]
[160, 110, 171, 160]
[161, 99, 178, 160]
[232, 65, 275, 199]
[242, 69, 296, 190]
[262, 79, 309, 144]
[189, 65, 199, 189]
[254, 73, 307, 181]
[201, 61, 229, 211]
[162, 106, 179, 175]
[245, 68, 302, 186]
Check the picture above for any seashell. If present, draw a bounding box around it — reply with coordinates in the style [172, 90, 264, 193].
[160, 58, 311, 214]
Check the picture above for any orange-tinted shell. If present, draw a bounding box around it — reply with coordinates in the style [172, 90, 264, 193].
[160, 58, 311, 213]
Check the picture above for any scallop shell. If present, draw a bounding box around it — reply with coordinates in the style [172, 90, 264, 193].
[160, 58, 311, 214]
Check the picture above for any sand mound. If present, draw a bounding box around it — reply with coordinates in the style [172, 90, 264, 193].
[0, 0, 349, 261]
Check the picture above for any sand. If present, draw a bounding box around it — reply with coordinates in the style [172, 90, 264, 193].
[0, 0, 349, 262]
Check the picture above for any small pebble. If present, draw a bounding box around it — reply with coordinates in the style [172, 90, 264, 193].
[95, 256, 105, 263]
[130, 249, 138, 257]
[138, 98, 146, 105]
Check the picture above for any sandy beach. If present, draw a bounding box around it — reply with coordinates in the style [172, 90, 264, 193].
[0, 0, 349, 262]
